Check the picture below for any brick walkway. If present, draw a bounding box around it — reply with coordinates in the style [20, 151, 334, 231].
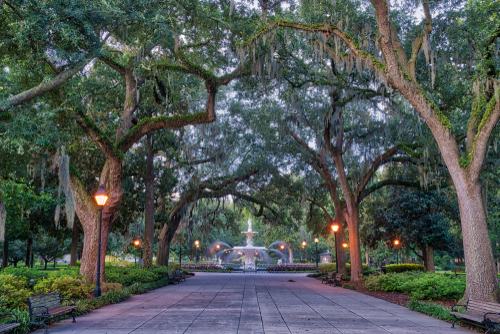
[37, 272, 473, 334]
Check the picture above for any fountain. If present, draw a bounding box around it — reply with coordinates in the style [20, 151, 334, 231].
[231, 218, 269, 270]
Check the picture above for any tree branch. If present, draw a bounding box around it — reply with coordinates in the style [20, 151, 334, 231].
[1, 60, 90, 113]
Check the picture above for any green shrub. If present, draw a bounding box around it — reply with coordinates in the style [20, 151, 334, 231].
[364, 272, 465, 300]
[407, 300, 454, 321]
[33, 276, 93, 300]
[106, 265, 166, 286]
[168, 264, 181, 271]
[385, 264, 424, 273]
[319, 263, 369, 274]
[0, 275, 32, 309]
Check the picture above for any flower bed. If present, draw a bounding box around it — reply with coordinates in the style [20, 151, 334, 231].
[181, 264, 233, 272]
[267, 265, 317, 272]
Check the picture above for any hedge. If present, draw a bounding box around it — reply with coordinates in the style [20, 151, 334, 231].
[385, 264, 424, 273]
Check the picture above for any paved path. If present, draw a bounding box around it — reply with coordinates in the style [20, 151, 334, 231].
[38, 272, 473, 334]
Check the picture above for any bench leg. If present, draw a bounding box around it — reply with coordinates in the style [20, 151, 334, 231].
[451, 318, 457, 328]
[43, 321, 48, 334]
[72, 310, 76, 323]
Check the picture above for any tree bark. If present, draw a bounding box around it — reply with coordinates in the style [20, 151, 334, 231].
[365, 247, 370, 266]
[385, 257, 389, 266]
[457, 179, 499, 302]
[143, 132, 155, 269]
[70, 223, 80, 266]
[2, 240, 8, 269]
[335, 213, 347, 276]
[289, 247, 293, 264]
[426, 244, 435, 273]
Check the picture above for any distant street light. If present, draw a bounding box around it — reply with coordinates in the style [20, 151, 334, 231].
[94, 184, 108, 298]
[314, 238, 319, 271]
[394, 239, 400, 264]
[302, 241, 306, 264]
[332, 222, 340, 274]
[133, 239, 141, 268]
[342, 242, 348, 248]
[195, 240, 199, 264]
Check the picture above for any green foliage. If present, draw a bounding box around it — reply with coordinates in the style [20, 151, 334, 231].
[0, 275, 32, 309]
[385, 264, 424, 273]
[407, 300, 454, 322]
[105, 265, 171, 286]
[319, 263, 369, 274]
[364, 272, 466, 300]
[33, 276, 92, 300]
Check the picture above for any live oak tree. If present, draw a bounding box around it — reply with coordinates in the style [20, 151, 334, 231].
[238, 0, 500, 301]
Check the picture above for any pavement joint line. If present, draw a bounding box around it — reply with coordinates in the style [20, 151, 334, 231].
[281, 278, 392, 334]
[182, 275, 238, 334]
[128, 279, 211, 333]
[258, 276, 292, 334]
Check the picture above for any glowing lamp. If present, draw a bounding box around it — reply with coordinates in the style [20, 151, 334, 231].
[280, 245, 285, 250]
[342, 243, 348, 248]
[134, 239, 140, 247]
[394, 240, 400, 246]
[314, 238, 319, 243]
[216, 245, 220, 250]
[94, 184, 108, 207]
[302, 241, 306, 247]
[332, 223, 339, 232]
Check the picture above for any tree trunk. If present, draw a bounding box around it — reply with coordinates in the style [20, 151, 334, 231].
[78, 212, 112, 283]
[53, 257, 56, 268]
[344, 208, 363, 282]
[457, 180, 499, 302]
[385, 257, 389, 266]
[44, 258, 48, 270]
[2, 240, 8, 269]
[426, 244, 435, 273]
[143, 132, 155, 269]
[289, 247, 293, 264]
[157, 223, 175, 266]
[70, 223, 80, 266]
[335, 214, 347, 276]
[365, 247, 370, 266]
[26, 237, 33, 267]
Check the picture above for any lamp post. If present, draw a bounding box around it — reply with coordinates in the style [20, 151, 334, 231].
[195, 240, 199, 264]
[280, 244, 286, 263]
[302, 241, 306, 264]
[216, 244, 220, 262]
[94, 184, 108, 298]
[314, 238, 319, 271]
[134, 239, 141, 268]
[332, 222, 339, 274]
[394, 239, 400, 264]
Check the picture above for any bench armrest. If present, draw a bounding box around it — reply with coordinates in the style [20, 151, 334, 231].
[451, 304, 468, 312]
[0, 313, 19, 323]
[61, 298, 76, 306]
[483, 312, 500, 322]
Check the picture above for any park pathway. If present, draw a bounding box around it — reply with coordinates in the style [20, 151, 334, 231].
[36, 272, 473, 334]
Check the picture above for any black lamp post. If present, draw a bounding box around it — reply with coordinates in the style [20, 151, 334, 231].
[134, 239, 141, 268]
[216, 244, 220, 262]
[314, 238, 319, 271]
[94, 184, 108, 298]
[179, 244, 182, 266]
[195, 240, 199, 264]
[394, 239, 400, 264]
[302, 241, 306, 264]
[332, 222, 339, 274]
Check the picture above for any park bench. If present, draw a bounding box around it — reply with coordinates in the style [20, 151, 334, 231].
[167, 271, 180, 284]
[321, 272, 334, 285]
[0, 313, 21, 333]
[176, 269, 186, 282]
[451, 299, 500, 333]
[332, 273, 343, 287]
[27, 292, 77, 334]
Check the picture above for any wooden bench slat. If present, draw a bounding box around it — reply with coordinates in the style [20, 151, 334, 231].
[48, 306, 78, 315]
[0, 323, 21, 331]
[450, 312, 483, 323]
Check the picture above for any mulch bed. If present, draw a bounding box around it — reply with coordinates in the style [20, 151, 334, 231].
[315, 277, 456, 308]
